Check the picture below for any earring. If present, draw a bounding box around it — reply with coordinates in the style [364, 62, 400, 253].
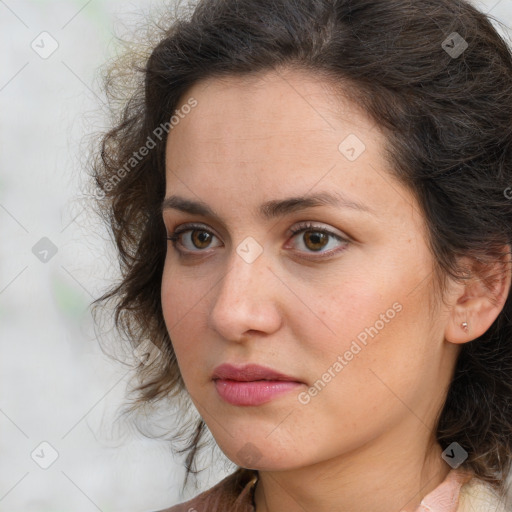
[461, 321, 469, 332]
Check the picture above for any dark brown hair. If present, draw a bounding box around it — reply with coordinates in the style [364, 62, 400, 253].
[88, 0, 512, 498]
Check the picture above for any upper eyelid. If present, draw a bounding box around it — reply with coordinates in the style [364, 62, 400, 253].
[168, 221, 345, 237]
[168, 222, 350, 249]
[161, 206, 353, 234]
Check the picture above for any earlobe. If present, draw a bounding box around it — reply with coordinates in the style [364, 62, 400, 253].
[444, 246, 512, 345]
[445, 312, 473, 345]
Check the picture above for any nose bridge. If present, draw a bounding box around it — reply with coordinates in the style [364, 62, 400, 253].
[208, 242, 281, 338]
[217, 244, 270, 307]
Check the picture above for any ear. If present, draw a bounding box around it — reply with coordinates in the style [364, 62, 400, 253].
[444, 244, 512, 344]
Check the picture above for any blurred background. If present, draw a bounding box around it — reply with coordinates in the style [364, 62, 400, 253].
[1, 0, 511, 510]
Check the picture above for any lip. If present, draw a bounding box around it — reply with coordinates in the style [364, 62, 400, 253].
[212, 364, 304, 406]
[211, 363, 300, 382]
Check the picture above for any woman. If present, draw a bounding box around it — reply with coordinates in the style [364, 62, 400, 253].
[89, 0, 512, 510]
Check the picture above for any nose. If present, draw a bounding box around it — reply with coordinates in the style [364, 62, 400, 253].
[207, 247, 283, 342]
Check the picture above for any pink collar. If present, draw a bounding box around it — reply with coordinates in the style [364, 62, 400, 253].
[414, 469, 474, 512]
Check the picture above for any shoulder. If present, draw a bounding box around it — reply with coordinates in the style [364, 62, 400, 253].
[154, 468, 258, 512]
[457, 476, 510, 512]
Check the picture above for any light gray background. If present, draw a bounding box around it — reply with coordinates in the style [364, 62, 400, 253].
[1, 0, 511, 510]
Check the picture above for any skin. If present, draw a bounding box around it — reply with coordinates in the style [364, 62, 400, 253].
[160, 68, 511, 512]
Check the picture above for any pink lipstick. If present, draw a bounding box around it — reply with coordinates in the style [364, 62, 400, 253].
[212, 363, 303, 406]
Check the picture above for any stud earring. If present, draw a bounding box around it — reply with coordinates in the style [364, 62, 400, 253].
[461, 321, 469, 332]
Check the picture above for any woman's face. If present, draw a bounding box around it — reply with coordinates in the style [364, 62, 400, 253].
[161, 69, 459, 471]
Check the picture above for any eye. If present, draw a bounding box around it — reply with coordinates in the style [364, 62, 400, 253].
[166, 223, 222, 254]
[285, 221, 349, 259]
[165, 221, 350, 259]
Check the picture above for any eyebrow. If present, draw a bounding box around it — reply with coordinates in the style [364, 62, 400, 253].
[160, 191, 376, 221]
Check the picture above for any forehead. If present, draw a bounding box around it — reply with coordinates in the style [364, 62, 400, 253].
[163, 69, 419, 231]
[168, 69, 371, 148]
[165, 69, 381, 174]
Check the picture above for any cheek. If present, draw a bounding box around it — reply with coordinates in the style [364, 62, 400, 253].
[160, 265, 206, 367]
[290, 302, 424, 449]
[294, 272, 428, 397]
[292, 278, 392, 358]
[161, 260, 207, 325]
[161, 265, 182, 334]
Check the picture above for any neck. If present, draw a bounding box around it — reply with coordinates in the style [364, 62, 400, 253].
[253, 428, 451, 512]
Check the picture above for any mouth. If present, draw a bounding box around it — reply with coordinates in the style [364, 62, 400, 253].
[211, 363, 304, 406]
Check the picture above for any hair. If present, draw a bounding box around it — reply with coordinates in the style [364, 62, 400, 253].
[88, 0, 512, 499]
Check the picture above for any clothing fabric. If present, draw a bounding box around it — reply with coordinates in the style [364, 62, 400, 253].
[156, 467, 510, 512]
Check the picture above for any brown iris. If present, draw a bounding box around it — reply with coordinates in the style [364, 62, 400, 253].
[303, 231, 328, 252]
[191, 230, 212, 249]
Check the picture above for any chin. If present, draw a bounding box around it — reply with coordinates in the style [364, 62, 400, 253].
[221, 442, 306, 472]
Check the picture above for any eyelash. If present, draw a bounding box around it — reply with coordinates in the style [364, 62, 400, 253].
[165, 222, 350, 260]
